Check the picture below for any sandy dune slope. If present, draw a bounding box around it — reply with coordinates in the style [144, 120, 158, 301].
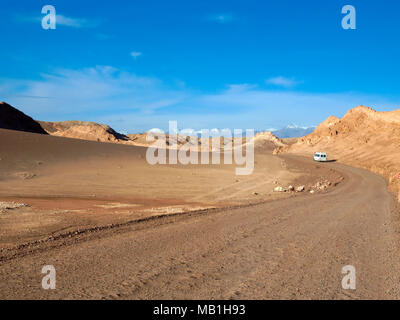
[0, 102, 343, 250]
[275, 106, 400, 201]
[0, 128, 328, 248]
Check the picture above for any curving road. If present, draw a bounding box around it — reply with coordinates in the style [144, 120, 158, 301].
[0, 156, 399, 299]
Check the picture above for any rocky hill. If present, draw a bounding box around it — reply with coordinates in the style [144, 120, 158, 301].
[0, 102, 47, 134]
[275, 105, 400, 201]
[39, 120, 131, 143]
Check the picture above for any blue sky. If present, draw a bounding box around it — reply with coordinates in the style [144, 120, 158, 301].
[1, 0, 400, 132]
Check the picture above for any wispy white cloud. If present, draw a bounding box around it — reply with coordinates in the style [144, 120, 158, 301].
[131, 51, 142, 59]
[266, 76, 301, 88]
[207, 13, 235, 24]
[1, 66, 400, 133]
[0, 66, 185, 120]
[16, 13, 99, 28]
[56, 15, 95, 28]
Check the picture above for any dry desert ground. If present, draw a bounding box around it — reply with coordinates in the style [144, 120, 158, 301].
[0, 102, 400, 299]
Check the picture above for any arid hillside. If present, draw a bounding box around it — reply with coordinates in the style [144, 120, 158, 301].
[130, 130, 286, 152]
[39, 120, 131, 144]
[275, 105, 400, 200]
[0, 102, 47, 134]
[1, 101, 286, 152]
[254, 131, 286, 150]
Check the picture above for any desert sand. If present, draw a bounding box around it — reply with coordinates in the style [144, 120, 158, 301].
[1, 126, 323, 249]
[1, 102, 399, 299]
[0, 155, 399, 299]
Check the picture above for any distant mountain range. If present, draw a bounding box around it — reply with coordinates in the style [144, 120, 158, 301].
[271, 124, 316, 139]
[162, 126, 315, 139]
[0, 102, 286, 151]
[1, 101, 315, 141]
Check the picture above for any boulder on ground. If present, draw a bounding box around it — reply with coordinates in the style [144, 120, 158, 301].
[273, 186, 286, 192]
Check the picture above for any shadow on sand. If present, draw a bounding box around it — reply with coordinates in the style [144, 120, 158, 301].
[314, 160, 337, 163]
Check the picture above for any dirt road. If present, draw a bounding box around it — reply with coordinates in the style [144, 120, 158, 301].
[1, 156, 399, 300]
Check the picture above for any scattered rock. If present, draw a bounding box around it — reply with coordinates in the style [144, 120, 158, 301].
[14, 172, 36, 180]
[296, 185, 305, 192]
[0, 202, 29, 213]
[253, 192, 259, 196]
[309, 190, 315, 194]
[288, 185, 294, 192]
[273, 186, 286, 192]
[311, 179, 331, 191]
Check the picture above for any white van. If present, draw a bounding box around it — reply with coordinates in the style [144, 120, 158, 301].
[314, 152, 327, 162]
